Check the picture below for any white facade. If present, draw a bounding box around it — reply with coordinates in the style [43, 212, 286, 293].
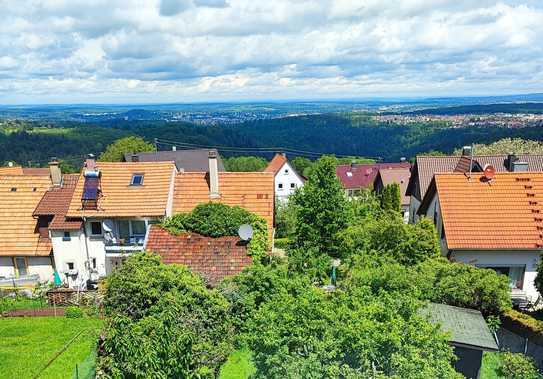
[0, 256, 54, 282]
[422, 192, 542, 301]
[274, 161, 304, 202]
[51, 218, 156, 288]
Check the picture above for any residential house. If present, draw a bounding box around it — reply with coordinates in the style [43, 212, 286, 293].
[264, 153, 304, 202]
[0, 164, 57, 281]
[336, 161, 411, 197]
[407, 152, 543, 223]
[374, 167, 411, 222]
[418, 171, 543, 301]
[124, 148, 225, 172]
[56, 156, 178, 287]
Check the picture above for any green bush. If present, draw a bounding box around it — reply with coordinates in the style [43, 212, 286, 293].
[161, 202, 269, 259]
[65, 306, 84, 319]
[497, 352, 541, 379]
[98, 252, 234, 378]
[504, 309, 543, 334]
[273, 237, 289, 249]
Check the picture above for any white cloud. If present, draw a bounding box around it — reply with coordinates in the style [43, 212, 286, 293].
[0, 0, 542, 103]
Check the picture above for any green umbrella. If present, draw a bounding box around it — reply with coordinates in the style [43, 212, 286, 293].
[53, 271, 62, 286]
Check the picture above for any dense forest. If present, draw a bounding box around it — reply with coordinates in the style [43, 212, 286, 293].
[3, 112, 543, 168]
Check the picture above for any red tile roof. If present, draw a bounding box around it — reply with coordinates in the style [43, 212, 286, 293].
[264, 153, 287, 174]
[146, 226, 252, 285]
[336, 162, 411, 189]
[34, 174, 82, 230]
[426, 172, 543, 250]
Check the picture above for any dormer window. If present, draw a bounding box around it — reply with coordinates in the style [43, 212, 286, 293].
[131, 174, 144, 186]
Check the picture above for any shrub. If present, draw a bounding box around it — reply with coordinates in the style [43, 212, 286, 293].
[161, 202, 268, 259]
[97, 252, 234, 378]
[497, 352, 540, 379]
[273, 237, 289, 249]
[65, 306, 84, 319]
[504, 309, 543, 334]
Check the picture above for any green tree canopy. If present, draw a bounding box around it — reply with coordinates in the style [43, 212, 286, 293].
[291, 156, 350, 259]
[98, 136, 155, 162]
[453, 138, 543, 155]
[379, 183, 401, 213]
[98, 252, 234, 378]
[223, 156, 268, 172]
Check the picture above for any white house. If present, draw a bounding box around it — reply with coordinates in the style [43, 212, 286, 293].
[418, 171, 543, 302]
[264, 153, 305, 202]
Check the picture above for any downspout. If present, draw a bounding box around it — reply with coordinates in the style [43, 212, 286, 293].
[82, 216, 92, 282]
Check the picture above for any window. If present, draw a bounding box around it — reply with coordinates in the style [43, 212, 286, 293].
[117, 220, 147, 245]
[482, 266, 525, 290]
[132, 221, 146, 236]
[278, 183, 283, 190]
[67, 262, 75, 270]
[92, 258, 97, 269]
[290, 183, 296, 189]
[346, 172, 353, 177]
[13, 257, 28, 277]
[131, 174, 144, 186]
[284, 169, 289, 174]
[90, 221, 102, 236]
[63, 231, 71, 241]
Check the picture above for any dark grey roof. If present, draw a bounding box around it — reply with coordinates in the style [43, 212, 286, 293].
[124, 149, 225, 172]
[421, 303, 498, 351]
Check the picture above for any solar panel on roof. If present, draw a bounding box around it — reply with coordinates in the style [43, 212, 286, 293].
[82, 177, 99, 200]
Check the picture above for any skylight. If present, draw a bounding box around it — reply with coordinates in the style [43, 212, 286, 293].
[131, 174, 144, 186]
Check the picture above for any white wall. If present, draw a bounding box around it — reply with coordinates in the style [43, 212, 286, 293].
[451, 250, 541, 301]
[274, 161, 304, 202]
[0, 257, 15, 278]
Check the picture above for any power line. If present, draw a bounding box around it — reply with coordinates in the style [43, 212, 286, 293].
[154, 137, 383, 160]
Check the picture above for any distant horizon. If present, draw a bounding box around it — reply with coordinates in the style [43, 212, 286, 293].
[2, 91, 543, 108]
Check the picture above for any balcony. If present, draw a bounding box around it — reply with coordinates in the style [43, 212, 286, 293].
[102, 219, 148, 254]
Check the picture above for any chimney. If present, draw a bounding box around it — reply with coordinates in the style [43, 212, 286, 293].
[512, 161, 528, 172]
[208, 150, 220, 198]
[85, 154, 96, 170]
[131, 154, 139, 162]
[461, 146, 472, 156]
[49, 157, 62, 187]
[400, 157, 406, 162]
[507, 153, 518, 171]
[172, 146, 177, 151]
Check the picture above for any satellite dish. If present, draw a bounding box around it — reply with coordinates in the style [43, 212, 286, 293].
[102, 219, 114, 233]
[238, 224, 254, 241]
[483, 164, 496, 180]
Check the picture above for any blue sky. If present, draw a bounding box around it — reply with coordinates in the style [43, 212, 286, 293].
[1, 0, 543, 104]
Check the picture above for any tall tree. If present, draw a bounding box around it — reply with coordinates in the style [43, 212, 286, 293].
[379, 183, 401, 213]
[291, 156, 350, 258]
[453, 138, 543, 155]
[99, 136, 155, 162]
[223, 156, 267, 172]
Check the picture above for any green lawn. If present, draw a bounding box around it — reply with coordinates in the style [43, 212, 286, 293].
[480, 352, 503, 379]
[0, 316, 102, 379]
[0, 296, 47, 313]
[220, 349, 256, 379]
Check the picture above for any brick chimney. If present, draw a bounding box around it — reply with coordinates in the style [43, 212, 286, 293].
[131, 154, 139, 162]
[209, 150, 220, 198]
[49, 157, 62, 187]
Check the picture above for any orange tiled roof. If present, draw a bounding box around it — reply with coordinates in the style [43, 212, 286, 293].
[0, 175, 53, 256]
[173, 172, 274, 235]
[0, 166, 50, 176]
[66, 162, 176, 218]
[434, 172, 543, 250]
[264, 153, 287, 174]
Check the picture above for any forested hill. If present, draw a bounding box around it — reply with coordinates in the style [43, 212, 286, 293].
[406, 102, 543, 115]
[3, 113, 543, 167]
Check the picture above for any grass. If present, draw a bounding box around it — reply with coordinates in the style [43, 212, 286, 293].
[0, 316, 102, 379]
[480, 352, 503, 379]
[219, 348, 256, 379]
[0, 296, 47, 313]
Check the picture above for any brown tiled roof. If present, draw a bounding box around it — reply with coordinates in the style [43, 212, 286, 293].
[0, 175, 53, 256]
[410, 155, 543, 201]
[0, 167, 24, 175]
[34, 174, 82, 230]
[377, 168, 411, 206]
[431, 172, 543, 250]
[66, 162, 176, 218]
[264, 153, 287, 174]
[146, 226, 252, 286]
[173, 172, 274, 236]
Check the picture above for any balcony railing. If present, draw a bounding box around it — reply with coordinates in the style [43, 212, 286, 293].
[104, 234, 146, 252]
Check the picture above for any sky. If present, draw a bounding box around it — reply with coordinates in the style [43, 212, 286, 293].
[1, 0, 543, 104]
